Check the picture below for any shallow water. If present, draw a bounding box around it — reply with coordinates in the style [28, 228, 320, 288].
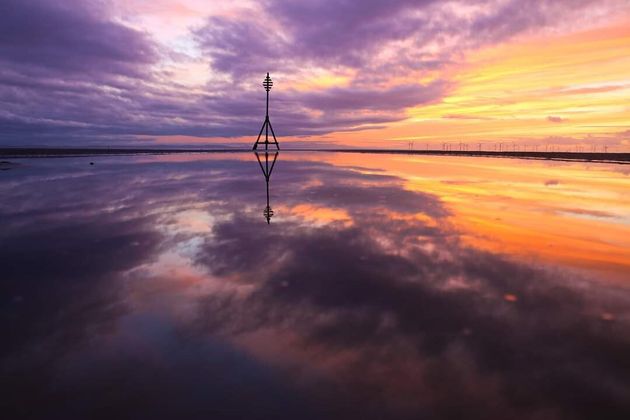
[1, 152, 629, 419]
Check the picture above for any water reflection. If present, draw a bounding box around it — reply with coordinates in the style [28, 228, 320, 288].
[1, 153, 629, 419]
[255, 151, 279, 224]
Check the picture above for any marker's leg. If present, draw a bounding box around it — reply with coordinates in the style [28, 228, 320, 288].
[252, 120, 266, 150]
[264, 117, 269, 150]
[268, 121, 280, 150]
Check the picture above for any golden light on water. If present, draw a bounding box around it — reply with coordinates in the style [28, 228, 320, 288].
[316, 153, 630, 282]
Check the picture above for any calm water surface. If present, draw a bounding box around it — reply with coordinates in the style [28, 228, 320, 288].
[1, 152, 630, 419]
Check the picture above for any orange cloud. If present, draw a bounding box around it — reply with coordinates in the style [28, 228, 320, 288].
[331, 18, 630, 150]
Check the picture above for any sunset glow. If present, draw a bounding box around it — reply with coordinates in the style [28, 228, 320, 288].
[403, 20, 630, 146]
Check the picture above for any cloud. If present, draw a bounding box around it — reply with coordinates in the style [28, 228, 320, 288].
[443, 114, 496, 121]
[548, 116, 568, 123]
[559, 207, 617, 219]
[197, 0, 621, 80]
[0, 0, 161, 144]
[0, 0, 627, 145]
[298, 82, 446, 112]
[562, 84, 628, 95]
[0, 0, 156, 78]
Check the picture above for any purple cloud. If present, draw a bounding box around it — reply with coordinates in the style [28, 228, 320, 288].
[298, 82, 445, 112]
[197, 0, 617, 80]
[0, 0, 156, 78]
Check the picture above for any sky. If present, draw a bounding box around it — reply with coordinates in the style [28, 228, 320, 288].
[1, 0, 629, 149]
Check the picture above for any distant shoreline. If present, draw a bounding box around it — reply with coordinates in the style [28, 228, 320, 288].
[1, 148, 629, 164]
[318, 149, 630, 164]
[0, 148, 244, 158]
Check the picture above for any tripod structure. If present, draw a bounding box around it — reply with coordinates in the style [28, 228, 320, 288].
[255, 151, 279, 224]
[252, 73, 280, 151]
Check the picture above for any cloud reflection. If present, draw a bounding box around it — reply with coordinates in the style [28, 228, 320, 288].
[1, 154, 629, 419]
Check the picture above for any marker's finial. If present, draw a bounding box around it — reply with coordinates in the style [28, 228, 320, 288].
[263, 73, 273, 92]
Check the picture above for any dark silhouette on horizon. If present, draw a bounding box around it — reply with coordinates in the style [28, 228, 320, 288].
[252, 73, 280, 151]
[254, 151, 279, 224]
[1, 148, 628, 164]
